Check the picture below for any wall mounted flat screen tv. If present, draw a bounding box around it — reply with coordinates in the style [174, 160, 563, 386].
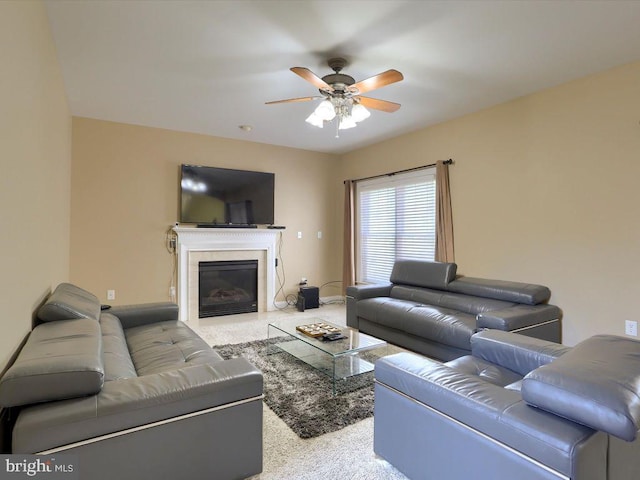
[180, 165, 275, 225]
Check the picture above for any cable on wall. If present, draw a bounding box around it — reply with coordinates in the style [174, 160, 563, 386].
[165, 226, 178, 303]
[273, 232, 296, 310]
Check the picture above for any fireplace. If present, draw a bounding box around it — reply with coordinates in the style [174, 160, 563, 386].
[174, 226, 279, 322]
[199, 260, 258, 317]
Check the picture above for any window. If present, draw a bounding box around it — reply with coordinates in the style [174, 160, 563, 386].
[356, 168, 436, 284]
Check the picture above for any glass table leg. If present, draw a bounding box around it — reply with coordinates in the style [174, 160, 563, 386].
[332, 356, 337, 396]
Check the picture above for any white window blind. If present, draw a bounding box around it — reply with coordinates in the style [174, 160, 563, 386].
[356, 168, 436, 284]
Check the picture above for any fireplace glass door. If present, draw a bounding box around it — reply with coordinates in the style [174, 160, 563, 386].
[198, 260, 258, 317]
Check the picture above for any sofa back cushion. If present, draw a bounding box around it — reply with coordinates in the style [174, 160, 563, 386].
[472, 330, 570, 377]
[391, 285, 516, 315]
[37, 282, 101, 322]
[0, 319, 104, 407]
[99, 314, 138, 381]
[447, 277, 551, 305]
[390, 260, 457, 290]
[522, 335, 640, 441]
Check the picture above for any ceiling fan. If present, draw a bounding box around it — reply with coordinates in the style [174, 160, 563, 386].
[266, 58, 404, 136]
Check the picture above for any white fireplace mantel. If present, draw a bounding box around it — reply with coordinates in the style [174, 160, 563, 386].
[173, 226, 280, 322]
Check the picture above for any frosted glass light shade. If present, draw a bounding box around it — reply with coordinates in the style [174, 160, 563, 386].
[351, 103, 370, 123]
[315, 100, 336, 121]
[338, 116, 357, 130]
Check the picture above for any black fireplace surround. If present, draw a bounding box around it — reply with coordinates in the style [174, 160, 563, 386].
[198, 260, 258, 317]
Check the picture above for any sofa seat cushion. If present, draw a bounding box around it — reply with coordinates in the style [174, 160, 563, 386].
[445, 356, 523, 387]
[37, 283, 101, 322]
[522, 334, 640, 441]
[124, 321, 222, 376]
[99, 314, 137, 381]
[0, 319, 104, 407]
[357, 298, 476, 350]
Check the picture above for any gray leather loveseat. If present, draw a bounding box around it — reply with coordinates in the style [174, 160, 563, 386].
[347, 260, 560, 360]
[374, 330, 640, 480]
[0, 283, 263, 480]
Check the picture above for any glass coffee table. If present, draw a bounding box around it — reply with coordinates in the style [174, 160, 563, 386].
[267, 318, 387, 395]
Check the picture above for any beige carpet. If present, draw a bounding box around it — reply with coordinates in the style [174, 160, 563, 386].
[192, 304, 409, 480]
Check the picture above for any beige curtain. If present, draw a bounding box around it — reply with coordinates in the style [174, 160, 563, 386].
[435, 160, 455, 262]
[342, 180, 356, 294]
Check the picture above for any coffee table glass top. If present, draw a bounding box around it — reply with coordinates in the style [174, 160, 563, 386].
[267, 318, 387, 394]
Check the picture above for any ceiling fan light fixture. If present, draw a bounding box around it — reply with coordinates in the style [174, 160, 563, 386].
[314, 100, 336, 121]
[267, 59, 403, 136]
[351, 103, 371, 123]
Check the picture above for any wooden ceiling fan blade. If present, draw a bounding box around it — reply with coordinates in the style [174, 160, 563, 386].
[349, 69, 403, 94]
[290, 67, 334, 92]
[265, 96, 319, 105]
[357, 96, 401, 113]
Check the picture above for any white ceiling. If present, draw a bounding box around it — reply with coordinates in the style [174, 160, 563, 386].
[45, 1, 640, 155]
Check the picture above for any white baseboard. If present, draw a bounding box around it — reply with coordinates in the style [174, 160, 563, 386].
[273, 300, 289, 309]
[272, 295, 344, 310]
[320, 295, 345, 305]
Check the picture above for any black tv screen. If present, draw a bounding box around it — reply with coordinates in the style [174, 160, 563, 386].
[180, 165, 275, 225]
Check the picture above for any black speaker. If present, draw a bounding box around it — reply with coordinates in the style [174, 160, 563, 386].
[296, 294, 305, 312]
[298, 286, 319, 310]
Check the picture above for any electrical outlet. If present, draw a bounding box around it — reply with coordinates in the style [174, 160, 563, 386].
[169, 286, 176, 298]
[107, 289, 116, 301]
[317, 231, 322, 239]
[297, 231, 302, 239]
[625, 320, 637, 337]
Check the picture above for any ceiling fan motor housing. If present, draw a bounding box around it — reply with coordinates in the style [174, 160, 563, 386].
[321, 73, 355, 92]
[321, 57, 355, 94]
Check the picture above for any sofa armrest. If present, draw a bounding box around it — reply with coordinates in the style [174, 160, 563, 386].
[12, 358, 262, 453]
[98, 357, 262, 415]
[471, 330, 570, 376]
[346, 283, 393, 328]
[345, 283, 392, 301]
[476, 304, 560, 331]
[108, 302, 179, 329]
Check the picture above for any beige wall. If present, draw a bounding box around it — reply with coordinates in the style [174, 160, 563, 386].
[338, 60, 640, 346]
[0, 2, 71, 370]
[70, 118, 341, 306]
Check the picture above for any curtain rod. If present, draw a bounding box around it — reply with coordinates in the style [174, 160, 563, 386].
[345, 158, 453, 184]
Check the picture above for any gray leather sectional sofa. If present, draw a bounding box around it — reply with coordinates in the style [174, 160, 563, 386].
[347, 260, 560, 360]
[0, 283, 263, 480]
[374, 330, 640, 480]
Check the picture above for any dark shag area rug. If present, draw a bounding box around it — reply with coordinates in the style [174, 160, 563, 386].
[213, 337, 376, 439]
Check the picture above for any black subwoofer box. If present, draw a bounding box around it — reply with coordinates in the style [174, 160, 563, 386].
[298, 286, 319, 310]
